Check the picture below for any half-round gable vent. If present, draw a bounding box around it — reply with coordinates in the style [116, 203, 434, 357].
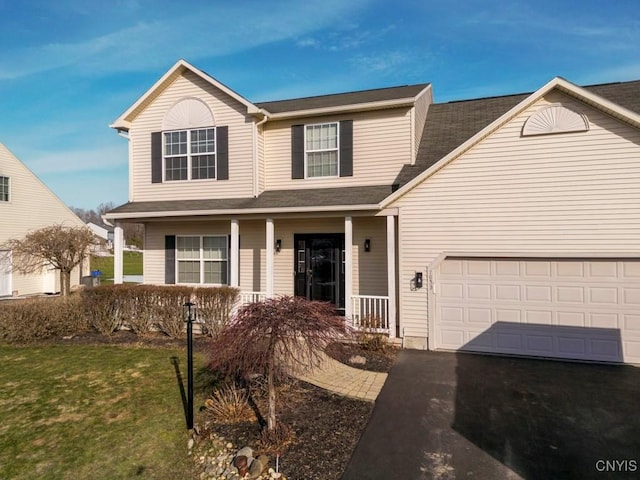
[522, 103, 589, 136]
[162, 98, 214, 130]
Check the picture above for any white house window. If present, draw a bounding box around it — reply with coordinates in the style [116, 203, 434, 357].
[0, 176, 8, 202]
[176, 235, 228, 284]
[164, 128, 216, 181]
[306, 122, 338, 177]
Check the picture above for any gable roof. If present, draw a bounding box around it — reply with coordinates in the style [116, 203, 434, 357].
[388, 77, 640, 202]
[110, 59, 259, 131]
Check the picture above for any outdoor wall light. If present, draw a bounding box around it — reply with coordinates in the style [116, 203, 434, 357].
[275, 239, 282, 252]
[415, 271, 423, 289]
[364, 239, 371, 252]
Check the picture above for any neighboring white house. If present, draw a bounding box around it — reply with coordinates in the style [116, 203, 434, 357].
[0, 143, 87, 296]
[105, 59, 640, 364]
[87, 222, 114, 250]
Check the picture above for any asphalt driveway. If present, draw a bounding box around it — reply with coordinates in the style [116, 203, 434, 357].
[342, 350, 640, 479]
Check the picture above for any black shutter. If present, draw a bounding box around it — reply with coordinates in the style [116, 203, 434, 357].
[217, 126, 229, 180]
[339, 120, 353, 177]
[291, 124, 304, 179]
[165, 235, 176, 284]
[151, 132, 163, 183]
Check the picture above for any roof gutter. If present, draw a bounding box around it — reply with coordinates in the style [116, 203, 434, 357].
[262, 98, 416, 120]
[103, 203, 382, 221]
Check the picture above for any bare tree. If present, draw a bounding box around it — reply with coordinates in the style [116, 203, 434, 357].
[3, 224, 98, 296]
[208, 296, 349, 432]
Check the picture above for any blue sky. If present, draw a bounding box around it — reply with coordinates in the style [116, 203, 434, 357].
[1, 0, 639, 210]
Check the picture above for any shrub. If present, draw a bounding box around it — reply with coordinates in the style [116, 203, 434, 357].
[356, 315, 388, 352]
[154, 286, 193, 338]
[203, 383, 255, 424]
[193, 287, 239, 337]
[126, 285, 159, 336]
[81, 285, 126, 335]
[0, 295, 87, 343]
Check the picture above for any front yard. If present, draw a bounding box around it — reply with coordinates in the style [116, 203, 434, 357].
[0, 344, 196, 479]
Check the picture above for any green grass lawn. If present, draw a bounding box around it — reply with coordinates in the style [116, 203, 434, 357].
[91, 252, 143, 284]
[0, 345, 204, 479]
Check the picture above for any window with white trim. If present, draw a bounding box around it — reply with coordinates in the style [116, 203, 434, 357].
[0, 176, 8, 202]
[164, 128, 216, 181]
[176, 235, 228, 284]
[306, 122, 338, 177]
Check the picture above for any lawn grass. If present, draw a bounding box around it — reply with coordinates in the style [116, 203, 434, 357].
[91, 251, 143, 284]
[0, 344, 204, 479]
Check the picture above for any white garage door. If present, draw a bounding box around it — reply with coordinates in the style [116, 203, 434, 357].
[435, 258, 640, 364]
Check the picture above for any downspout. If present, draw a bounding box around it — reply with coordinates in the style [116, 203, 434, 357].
[252, 109, 269, 198]
[116, 129, 133, 201]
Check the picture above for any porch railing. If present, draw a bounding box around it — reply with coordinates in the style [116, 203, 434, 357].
[238, 291, 267, 305]
[350, 295, 390, 334]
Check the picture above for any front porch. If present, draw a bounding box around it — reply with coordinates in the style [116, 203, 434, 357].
[112, 213, 398, 338]
[237, 291, 393, 335]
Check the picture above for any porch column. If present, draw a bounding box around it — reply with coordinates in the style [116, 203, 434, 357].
[230, 219, 239, 288]
[386, 215, 397, 339]
[266, 218, 274, 298]
[113, 222, 124, 285]
[345, 216, 353, 318]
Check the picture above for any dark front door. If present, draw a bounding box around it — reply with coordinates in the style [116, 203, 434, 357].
[294, 234, 345, 312]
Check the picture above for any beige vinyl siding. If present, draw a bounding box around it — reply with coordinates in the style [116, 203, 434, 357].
[412, 87, 432, 163]
[352, 216, 388, 296]
[263, 108, 412, 190]
[129, 70, 254, 202]
[0, 144, 85, 296]
[393, 90, 640, 337]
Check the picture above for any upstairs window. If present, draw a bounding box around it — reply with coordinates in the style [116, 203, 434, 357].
[306, 122, 338, 177]
[176, 235, 228, 284]
[291, 120, 352, 180]
[0, 176, 8, 202]
[164, 128, 216, 181]
[152, 98, 228, 184]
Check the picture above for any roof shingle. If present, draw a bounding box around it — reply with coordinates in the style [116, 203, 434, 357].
[256, 84, 430, 114]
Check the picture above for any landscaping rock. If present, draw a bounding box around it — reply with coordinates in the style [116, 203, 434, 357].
[248, 454, 269, 478]
[349, 354, 367, 365]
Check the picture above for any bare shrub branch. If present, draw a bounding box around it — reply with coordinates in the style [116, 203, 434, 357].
[2, 224, 99, 296]
[207, 296, 351, 432]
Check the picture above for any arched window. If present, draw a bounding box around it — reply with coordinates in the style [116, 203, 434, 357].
[152, 98, 228, 182]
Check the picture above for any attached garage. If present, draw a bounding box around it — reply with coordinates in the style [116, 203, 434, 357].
[434, 257, 640, 363]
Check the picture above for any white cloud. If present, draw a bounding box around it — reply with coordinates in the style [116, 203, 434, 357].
[0, 0, 372, 80]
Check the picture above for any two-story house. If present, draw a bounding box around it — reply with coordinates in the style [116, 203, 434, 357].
[105, 60, 640, 364]
[0, 143, 86, 296]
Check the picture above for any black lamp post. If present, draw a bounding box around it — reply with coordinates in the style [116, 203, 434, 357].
[184, 301, 195, 430]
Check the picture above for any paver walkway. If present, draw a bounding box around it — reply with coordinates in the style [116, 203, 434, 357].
[292, 351, 387, 402]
